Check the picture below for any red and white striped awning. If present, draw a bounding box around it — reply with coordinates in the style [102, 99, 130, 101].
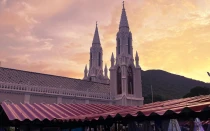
[1, 95, 210, 122]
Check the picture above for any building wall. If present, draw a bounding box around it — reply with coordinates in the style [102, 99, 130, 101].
[114, 98, 143, 106]
[30, 94, 57, 104]
[115, 99, 123, 105]
[74, 99, 86, 104]
[63, 98, 86, 104]
[62, 98, 111, 104]
[62, 98, 73, 104]
[62, 97, 85, 104]
[0, 92, 24, 103]
[0, 91, 112, 105]
[89, 100, 110, 104]
[126, 99, 143, 106]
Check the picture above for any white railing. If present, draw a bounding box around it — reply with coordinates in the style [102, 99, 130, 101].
[0, 82, 111, 100]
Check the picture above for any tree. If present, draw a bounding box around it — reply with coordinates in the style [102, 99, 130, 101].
[183, 86, 210, 98]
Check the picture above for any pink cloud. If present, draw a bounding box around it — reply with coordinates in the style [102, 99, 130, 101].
[0, 0, 209, 83]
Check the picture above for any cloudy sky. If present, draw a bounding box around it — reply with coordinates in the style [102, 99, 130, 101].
[0, 0, 210, 82]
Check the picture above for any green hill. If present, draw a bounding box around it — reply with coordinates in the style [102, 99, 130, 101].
[142, 70, 209, 103]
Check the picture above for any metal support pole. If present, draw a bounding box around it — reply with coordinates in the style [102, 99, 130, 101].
[151, 85, 153, 103]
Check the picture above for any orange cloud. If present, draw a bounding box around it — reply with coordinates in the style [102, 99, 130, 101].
[71, 52, 89, 65]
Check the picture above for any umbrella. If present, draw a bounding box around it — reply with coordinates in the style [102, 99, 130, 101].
[168, 119, 181, 131]
[194, 118, 204, 131]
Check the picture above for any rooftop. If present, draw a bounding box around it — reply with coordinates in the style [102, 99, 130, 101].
[0, 67, 110, 93]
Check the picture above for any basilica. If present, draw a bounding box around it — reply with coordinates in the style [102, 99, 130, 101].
[0, 3, 144, 106]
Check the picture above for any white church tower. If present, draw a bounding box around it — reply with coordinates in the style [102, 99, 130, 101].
[109, 2, 144, 106]
[83, 22, 109, 84]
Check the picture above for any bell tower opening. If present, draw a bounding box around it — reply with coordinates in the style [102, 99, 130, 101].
[117, 38, 120, 54]
[128, 37, 131, 54]
[98, 52, 101, 66]
[127, 66, 134, 94]
[117, 67, 122, 94]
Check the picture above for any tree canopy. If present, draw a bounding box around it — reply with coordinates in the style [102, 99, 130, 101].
[183, 86, 210, 98]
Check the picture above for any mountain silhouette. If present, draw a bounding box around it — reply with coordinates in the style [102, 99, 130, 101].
[142, 70, 209, 100]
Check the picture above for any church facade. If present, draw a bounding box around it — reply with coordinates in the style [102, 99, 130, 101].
[0, 3, 144, 106]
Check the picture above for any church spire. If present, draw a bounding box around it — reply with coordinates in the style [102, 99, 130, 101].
[85, 23, 109, 84]
[135, 51, 140, 68]
[92, 21, 100, 44]
[119, 1, 129, 29]
[83, 64, 88, 79]
[111, 52, 115, 67]
[104, 64, 108, 78]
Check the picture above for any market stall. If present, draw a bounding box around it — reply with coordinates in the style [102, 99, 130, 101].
[1, 95, 210, 131]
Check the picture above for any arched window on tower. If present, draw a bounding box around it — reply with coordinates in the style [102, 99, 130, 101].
[117, 67, 122, 94]
[128, 37, 131, 54]
[98, 52, 101, 66]
[127, 66, 134, 94]
[90, 53, 92, 67]
[117, 38, 120, 54]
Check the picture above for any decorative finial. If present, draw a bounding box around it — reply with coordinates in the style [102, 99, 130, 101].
[111, 52, 114, 59]
[123, 1, 125, 9]
[96, 21, 98, 27]
[111, 53, 115, 67]
[84, 64, 87, 72]
[136, 51, 139, 57]
[135, 51, 140, 68]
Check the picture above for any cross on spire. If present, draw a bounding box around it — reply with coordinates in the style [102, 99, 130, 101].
[119, 1, 129, 28]
[96, 21, 97, 27]
[123, 1, 125, 9]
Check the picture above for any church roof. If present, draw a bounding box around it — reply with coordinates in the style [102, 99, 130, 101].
[0, 67, 110, 93]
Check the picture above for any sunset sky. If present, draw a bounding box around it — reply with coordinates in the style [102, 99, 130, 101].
[0, 0, 210, 82]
